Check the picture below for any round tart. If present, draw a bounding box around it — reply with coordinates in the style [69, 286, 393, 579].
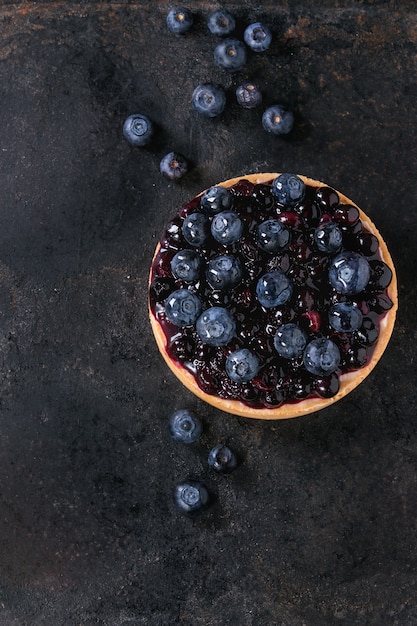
[148, 173, 397, 420]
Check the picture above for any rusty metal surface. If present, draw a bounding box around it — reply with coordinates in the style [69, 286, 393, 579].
[0, 2, 416, 624]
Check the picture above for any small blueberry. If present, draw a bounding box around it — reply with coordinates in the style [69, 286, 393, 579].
[211, 211, 244, 244]
[256, 270, 293, 308]
[165, 289, 202, 327]
[328, 251, 371, 295]
[123, 114, 154, 147]
[182, 213, 210, 247]
[166, 7, 193, 34]
[244, 22, 272, 52]
[303, 338, 341, 376]
[160, 152, 188, 180]
[236, 82, 262, 109]
[272, 173, 306, 206]
[226, 348, 259, 383]
[169, 409, 203, 443]
[192, 83, 227, 118]
[262, 105, 294, 135]
[207, 9, 236, 36]
[173, 480, 210, 516]
[314, 223, 343, 254]
[196, 307, 236, 346]
[208, 443, 238, 474]
[206, 255, 243, 291]
[200, 186, 233, 215]
[329, 302, 363, 333]
[274, 323, 308, 359]
[256, 219, 290, 253]
[214, 38, 247, 72]
[171, 249, 202, 282]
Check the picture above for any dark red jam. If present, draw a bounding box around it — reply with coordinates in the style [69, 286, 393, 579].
[149, 178, 394, 410]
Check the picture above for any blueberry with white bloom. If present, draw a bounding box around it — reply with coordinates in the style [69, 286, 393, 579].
[200, 186, 233, 215]
[328, 251, 371, 295]
[303, 338, 341, 376]
[244, 22, 272, 52]
[272, 173, 306, 206]
[166, 7, 193, 34]
[262, 105, 294, 135]
[206, 255, 242, 290]
[256, 219, 290, 253]
[160, 151, 188, 180]
[171, 249, 202, 282]
[214, 38, 247, 72]
[256, 270, 293, 308]
[274, 323, 308, 359]
[226, 348, 259, 383]
[208, 444, 238, 474]
[165, 289, 202, 327]
[123, 114, 154, 147]
[314, 223, 343, 254]
[174, 480, 210, 516]
[211, 211, 243, 244]
[182, 213, 209, 247]
[207, 9, 235, 36]
[196, 307, 236, 346]
[329, 302, 363, 333]
[169, 409, 203, 443]
[236, 82, 262, 109]
[192, 83, 227, 117]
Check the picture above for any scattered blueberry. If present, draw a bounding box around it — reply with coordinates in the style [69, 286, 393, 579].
[214, 38, 247, 72]
[192, 83, 227, 118]
[171, 249, 202, 282]
[272, 173, 306, 206]
[208, 443, 238, 474]
[196, 307, 236, 346]
[262, 105, 294, 135]
[314, 223, 343, 254]
[207, 9, 235, 36]
[122, 114, 154, 147]
[256, 270, 293, 308]
[244, 22, 272, 52]
[256, 219, 290, 253]
[173, 480, 210, 516]
[165, 288, 202, 327]
[328, 251, 371, 295]
[329, 302, 363, 333]
[160, 151, 188, 180]
[182, 212, 210, 247]
[274, 323, 308, 359]
[236, 82, 263, 109]
[206, 255, 243, 290]
[166, 7, 193, 34]
[303, 338, 341, 376]
[200, 186, 233, 215]
[226, 348, 259, 382]
[211, 211, 244, 244]
[169, 409, 203, 443]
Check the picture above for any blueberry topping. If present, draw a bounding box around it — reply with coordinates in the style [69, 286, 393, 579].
[169, 409, 203, 443]
[182, 213, 210, 247]
[192, 83, 226, 118]
[236, 82, 262, 109]
[122, 114, 154, 147]
[272, 174, 306, 206]
[262, 105, 294, 135]
[256, 219, 290, 253]
[226, 348, 259, 382]
[206, 255, 242, 290]
[314, 223, 343, 253]
[256, 270, 293, 308]
[328, 251, 371, 295]
[166, 7, 193, 34]
[160, 152, 188, 180]
[171, 249, 202, 282]
[244, 22, 272, 52]
[173, 480, 210, 516]
[196, 307, 236, 346]
[208, 443, 238, 474]
[165, 289, 202, 327]
[200, 186, 233, 215]
[214, 38, 247, 72]
[329, 302, 363, 333]
[207, 9, 235, 36]
[211, 211, 243, 244]
[274, 323, 308, 359]
[303, 338, 341, 376]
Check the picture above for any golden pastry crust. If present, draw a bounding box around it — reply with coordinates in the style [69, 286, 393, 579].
[149, 173, 398, 419]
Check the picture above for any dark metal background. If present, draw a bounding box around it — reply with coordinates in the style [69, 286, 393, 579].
[0, 2, 416, 624]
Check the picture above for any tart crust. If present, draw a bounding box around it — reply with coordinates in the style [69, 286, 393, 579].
[149, 173, 398, 420]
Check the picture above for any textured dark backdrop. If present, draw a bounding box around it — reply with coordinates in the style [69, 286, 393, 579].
[0, 2, 416, 624]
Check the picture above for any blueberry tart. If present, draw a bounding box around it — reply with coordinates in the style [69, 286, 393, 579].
[148, 173, 398, 419]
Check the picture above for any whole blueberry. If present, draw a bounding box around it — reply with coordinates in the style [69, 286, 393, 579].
[214, 38, 247, 72]
[272, 173, 306, 206]
[226, 348, 259, 383]
[274, 323, 308, 359]
[196, 307, 236, 346]
[207, 9, 235, 36]
[256, 270, 293, 308]
[329, 302, 363, 333]
[160, 151, 188, 180]
[236, 82, 263, 109]
[174, 480, 210, 516]
[122, 114, 154, 147]
[244, 22, 272, 52]
[314, 223, 343, 254]
[211, 211, 243, 244]
[256, 219, 290, 253]
[166, 7, 193, 34]
[165, 289, 202, 327]
[303, 338, 341, 376]
[328, 251, 371, 295]
[262, 105, 294, 135]
[208, 443, 238, 474]
[206, 255, 243, 291]
[171, 249, 202, 282]
[169, 409, 203, 443]
[192, 83, 227, 118]
[200, 186, 233, 215]
[182, 212, 210, 247]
